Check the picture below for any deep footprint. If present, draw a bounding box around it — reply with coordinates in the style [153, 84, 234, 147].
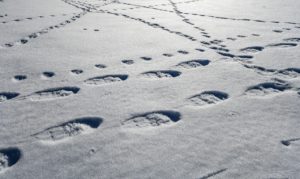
[245, 81, 292, 97]
[176, 59, 210, 68]
[13, 75, 27, 81]
[42, 72, 55, 78]
[122, 110, 181, 129]
[27, 86, 80, 101]
[189, 91, 229, 106]
[32, 117, 103, 142]
[0, 148, 22, 173]
[0, 92, 20, 103]
[84, 75, 128, 85]
[141, 70, 181, 79]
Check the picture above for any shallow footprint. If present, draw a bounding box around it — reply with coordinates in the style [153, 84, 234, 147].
[0, 92, 20, 103]
[0, 147, 22, 173]
[27, 86, 80, 101]
[283, 38, 300, 43]
[245, 81, 292, 97]
[266, 43, 297, 48]
[188, 91, 229, 107]
[141, 70, 181, 79]
[122, 110, 181, 129]
[240, 46, 264, 53]
[176, 59, 210, 68]
[84, 75, 128, 85]
[32, 117, 103, 143]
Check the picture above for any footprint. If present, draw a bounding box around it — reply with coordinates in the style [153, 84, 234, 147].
[245, 81, 292, 97]
[177, 50, 189, 54]
[122, 110, 181, 129]
[277, 68, 300, 78]
[163, 53, 173, 57]
[176, 59, 210, 68]
[140, 57, 152, 61]
[240, 46, 264, 53]
[283, 38, 300, 43]
[0, 92, 20, 103]
[273, 30, 283, 33]
[266, 43, 297, 48]
[141, 70, 181, 79]
[32, 117, 103, 143]
[84, 75, 128, 85]
[42, 72, 55, 78]
[195, 48, 205, 52]
[13, 75, 27, 81]
[95, 64, 106, 69]
[122, 60, 134, 65]
[27, 86, 80, 101]
[0, 148, 21, 173]
[234, 55, 253, 61]
[188, 91, 229, 107]
[71, 69, 83, 74]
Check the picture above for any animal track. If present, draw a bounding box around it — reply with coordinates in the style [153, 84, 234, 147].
[266, 43, 297, 48]
[122, 60, 134, 65]
[0, 148, 21, 173]
[245, 81, 292, 97]
[188, 91, 229, 107]
[32, 117, 103, 142]
[122, 110, 181, 129]
[141, 70, 181, 79]
[84, 74, 128, 85]
[42, 72, 55, 78]
[0, 92, 20, 102]
[71, 69, 83, 74]
[178, 50, 189, 54]
[95, 64, 106, 69]
[176, 59, 210, 68]
[140, 57, 152, 61]
[163, 53, 173, 57]
[13, 75, 27, 81]
[27, 86, 80, 101]
[240, 46, 264, 53]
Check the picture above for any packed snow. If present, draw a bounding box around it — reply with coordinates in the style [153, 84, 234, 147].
[1, 0, 300, 178]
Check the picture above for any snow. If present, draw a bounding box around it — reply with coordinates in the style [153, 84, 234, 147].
[0, 0, 300, 178]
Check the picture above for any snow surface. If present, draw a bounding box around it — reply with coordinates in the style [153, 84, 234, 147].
[1, 0, 300, 178]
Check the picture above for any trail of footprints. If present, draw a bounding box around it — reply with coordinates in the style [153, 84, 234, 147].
[1, 0, 300, 176]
